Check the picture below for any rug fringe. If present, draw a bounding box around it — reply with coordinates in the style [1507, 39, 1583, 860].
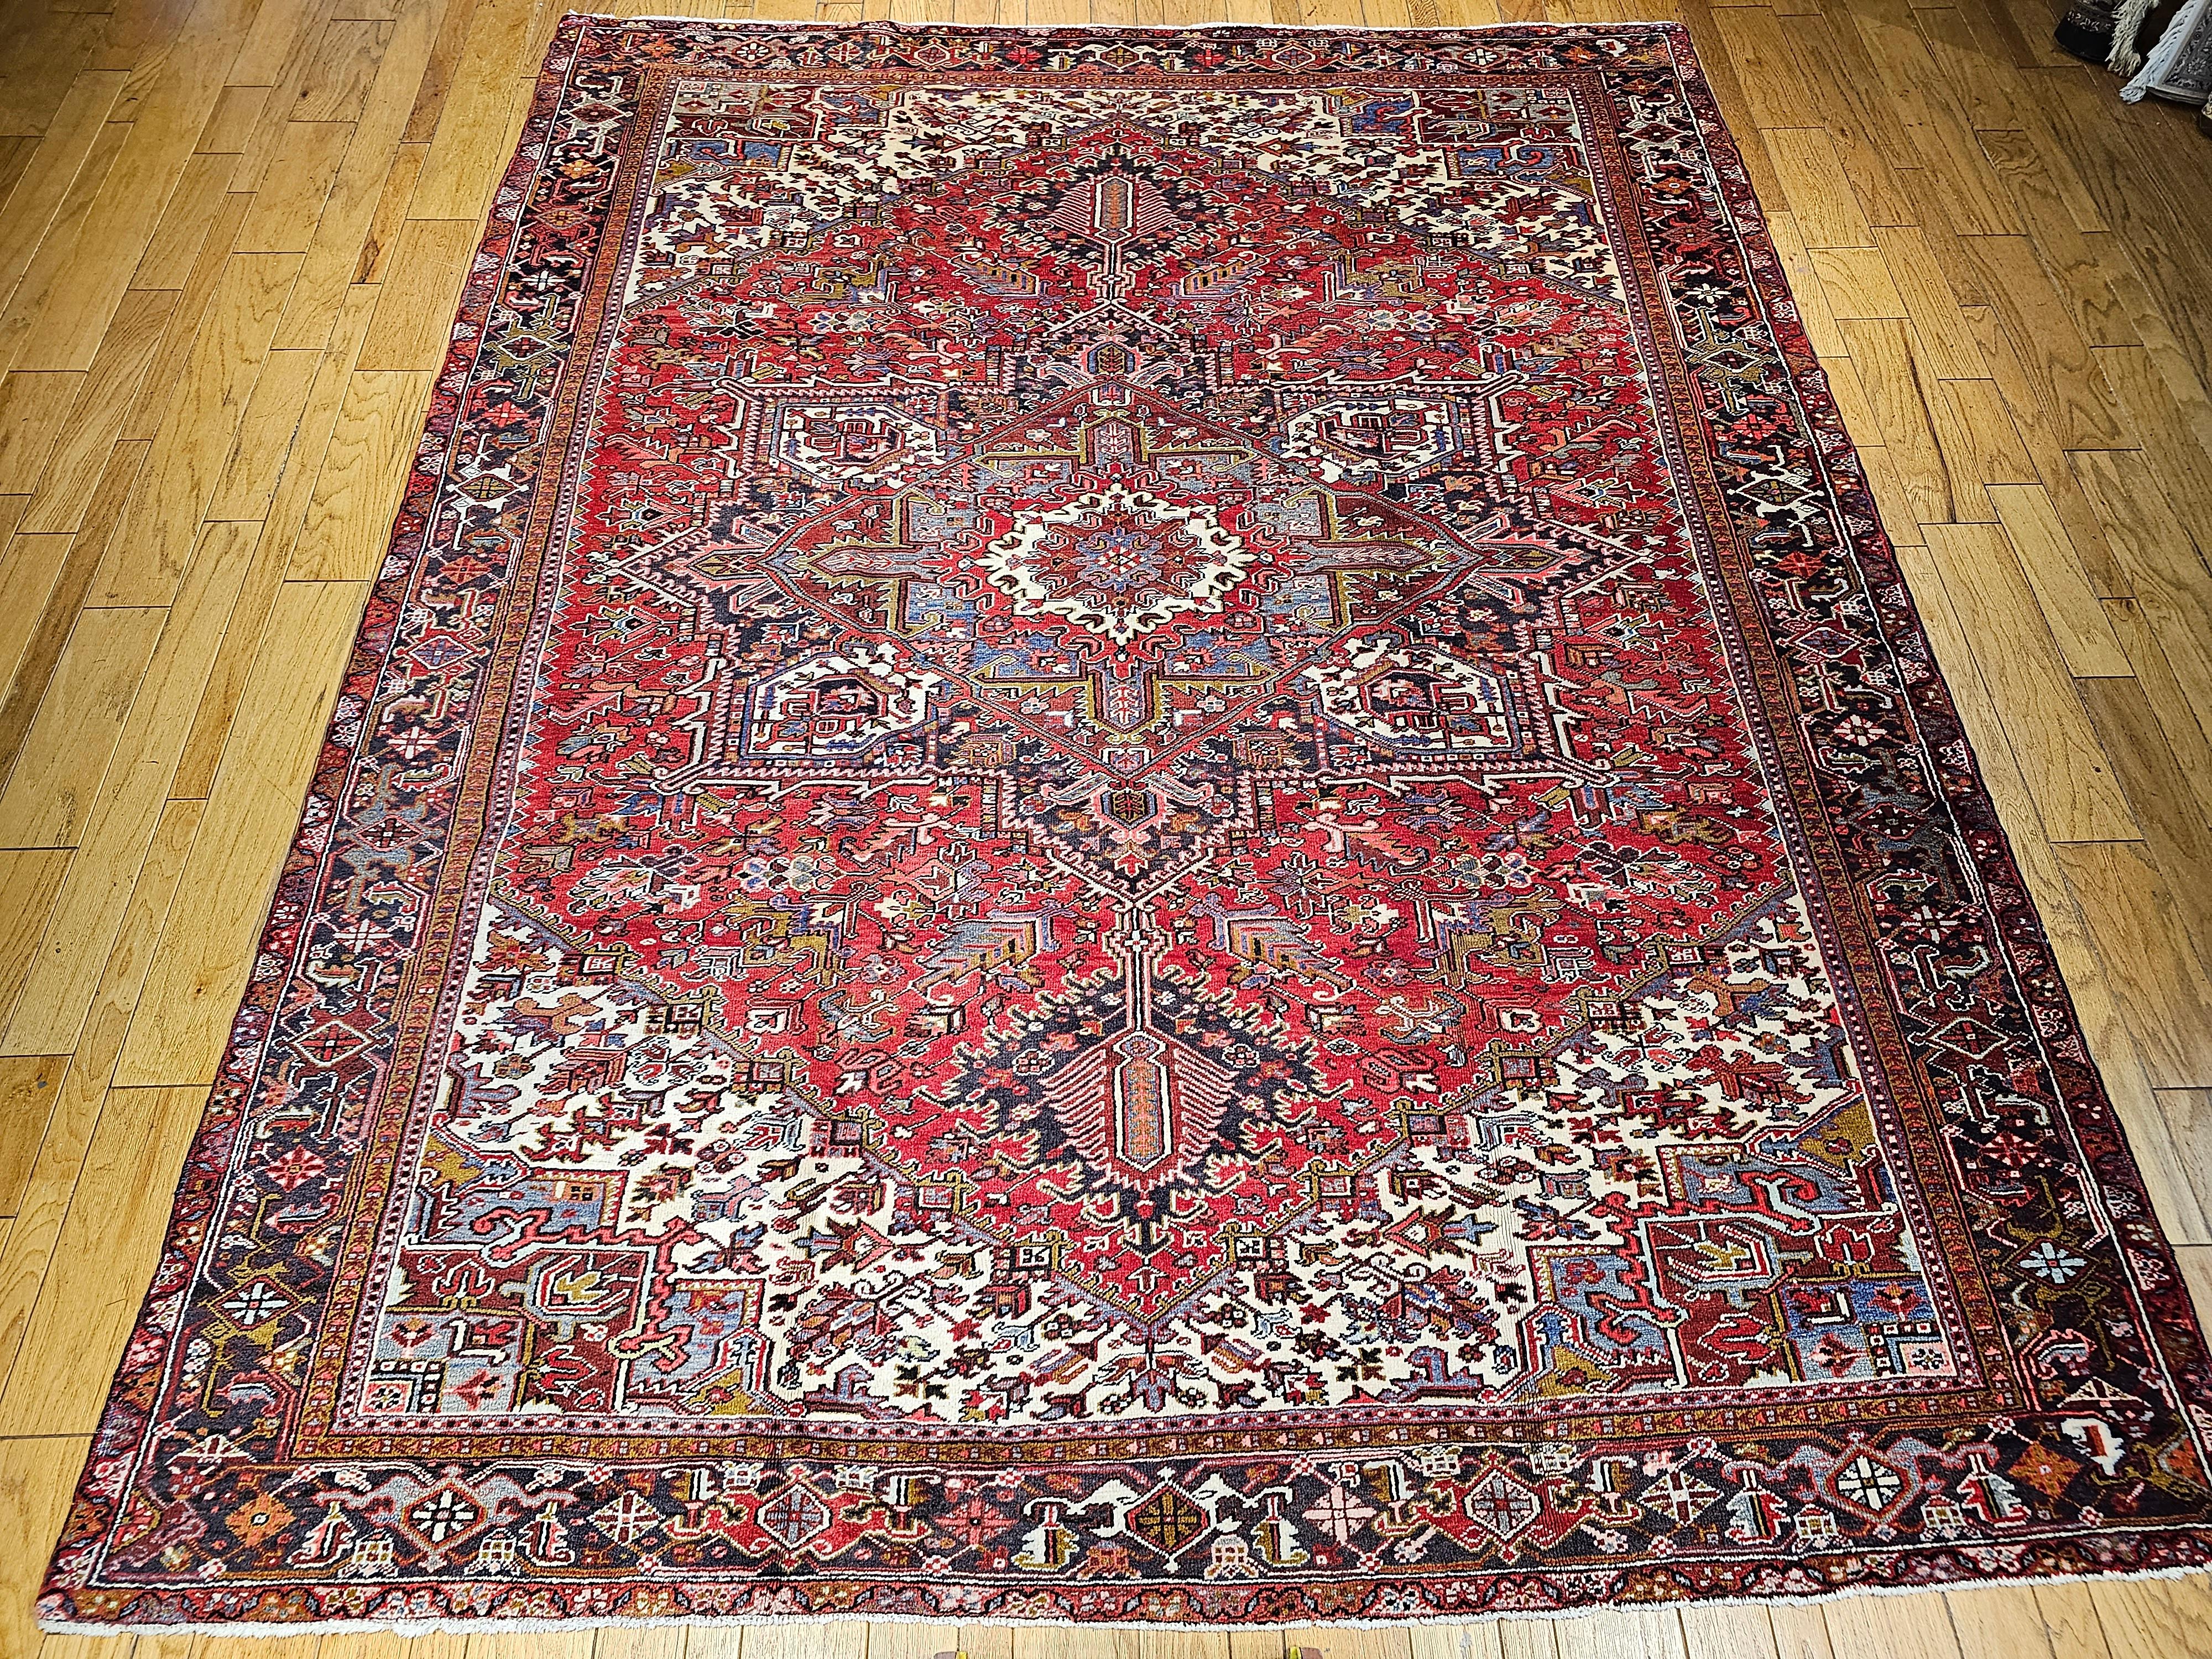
[38, 1558, 2212, 1641]
[2105, 0, 2159, 71]
[582, 11, 1693, 33]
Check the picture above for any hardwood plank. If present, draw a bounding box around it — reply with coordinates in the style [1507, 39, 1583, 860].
[173, 287, 379, 797]
[9, 0, 266, 373]
[0, 3, 107, 134]
[196, 83, 270, 154]
[1777, 9, 1923, 227]
[1769, 209, 1849, 358]
[0, 852, 70, 1036]
[0, 793, 200, 1396]
[1820, 352, 1881, 435]
[16, 286, 171, 533]
[2030, 65, 2212, 394]
[2162, 1088, 2212, 1224]
[204, 345, 324, 519]
[0, 119, 130, 379]
[95, 251, 299, 606]
[196, 1638, 324, 1659]
[1856, 441, 1929, 547]
[295, 16, 396, 122]
[115, 191, 251, 448]
[0, 71, 127, 314]
[1762, 126, 1877, 249]
[400, 0, 483, 143]
[1947, 1588, 2058, 1659]
[0, 606, 165, 847]
[2100, 265, 2212, 485]
[1985, 483, 2130, 677]
[0, 531, 72, 724]
[1838, 316, 1969, 523]
[0, 1437, 92, 1659]
[1960, 233, 2130, 449]
[1412, 1624, 1507, 1659]
[131, 147, 236, 288]
[353, 139, 426, 283]
[1871, 222, 1985, 377]
[321, 1631, 472, 1658]
[1809, 246, 1907, 319]
[1824, 1586, 1966, 1659]
[354, 216, 476, 370]
[1922, 521, 2137, 842]
[2056, 839, 2212, 1091]
[2067, 447, 2212, 780]
[2080, 675, 2212, 1033]
[83, 0, 195, 71]
[229, 0, 347, 195]
[2094, 343, 2212, 544]
[1934, 376, 2036, 492]
[2102, 597, 2212, 831]
[0, 443, 147, 778]
[596, 1630, 698, 1659]
[1713, 6, 1822, 129]
[2086, 1578, 2212, 1659]
[1770, 1604, 1839, 1659]
[0, 524, 255, 1055]
[228, 0, 337, 91]
[2033, 1584, 2116, 1659]
[1959, 305, 2127, 596]
[857, 1627, 964, 1659]
[468, 1635, 596, 1659]
[1281, 1633, 1412, 1659]
[0, 371, 81, 494]
[288, 367, 429, 577]
[1907, 187, 1994, 307]
[1845, 0, 2020, 235]
[275, 0, 447, 351]
[116, 578, 364, 1084]
[2001, 71, 2113, 234]
[1556, 1611, 1689, 1659]
[725, 1629, 865, 1658]
[234, 119, 354, 252]
[1678, 1611, 1781, 1659]
[0, 1053, 67, 1218]
[0, 143, 30, 200]
[0, 1081, 205, 1433]
[406, 0, 541, 221]
[1976, 129, 2135, 350]
[1912, 3, 2022, 131]
[260, 280, 380, 561]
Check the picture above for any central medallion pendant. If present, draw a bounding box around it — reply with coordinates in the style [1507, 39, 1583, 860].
[977, 482, 1255, 645]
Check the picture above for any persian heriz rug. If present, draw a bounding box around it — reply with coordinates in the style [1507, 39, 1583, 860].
[40, 14, 2212, 1638]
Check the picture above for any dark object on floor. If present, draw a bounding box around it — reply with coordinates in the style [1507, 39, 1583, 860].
[2054, 0, 2122, 60]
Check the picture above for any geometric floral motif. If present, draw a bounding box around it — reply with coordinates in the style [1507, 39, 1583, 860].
[41, 18, 2212, 1638]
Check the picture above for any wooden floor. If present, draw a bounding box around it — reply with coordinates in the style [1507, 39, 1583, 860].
[1, 0, 2210, 1650]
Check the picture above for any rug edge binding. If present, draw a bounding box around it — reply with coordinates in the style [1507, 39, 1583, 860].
[35, 1554, 2212, 1640]
[575, 11, 1695, 32]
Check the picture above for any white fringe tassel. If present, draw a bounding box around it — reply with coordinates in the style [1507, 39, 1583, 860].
[2121, 0, 2210, 97]
[2106, 0, 2160, 74]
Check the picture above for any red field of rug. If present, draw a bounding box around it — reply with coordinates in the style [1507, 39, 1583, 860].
[39, 15, 2212, 1636]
